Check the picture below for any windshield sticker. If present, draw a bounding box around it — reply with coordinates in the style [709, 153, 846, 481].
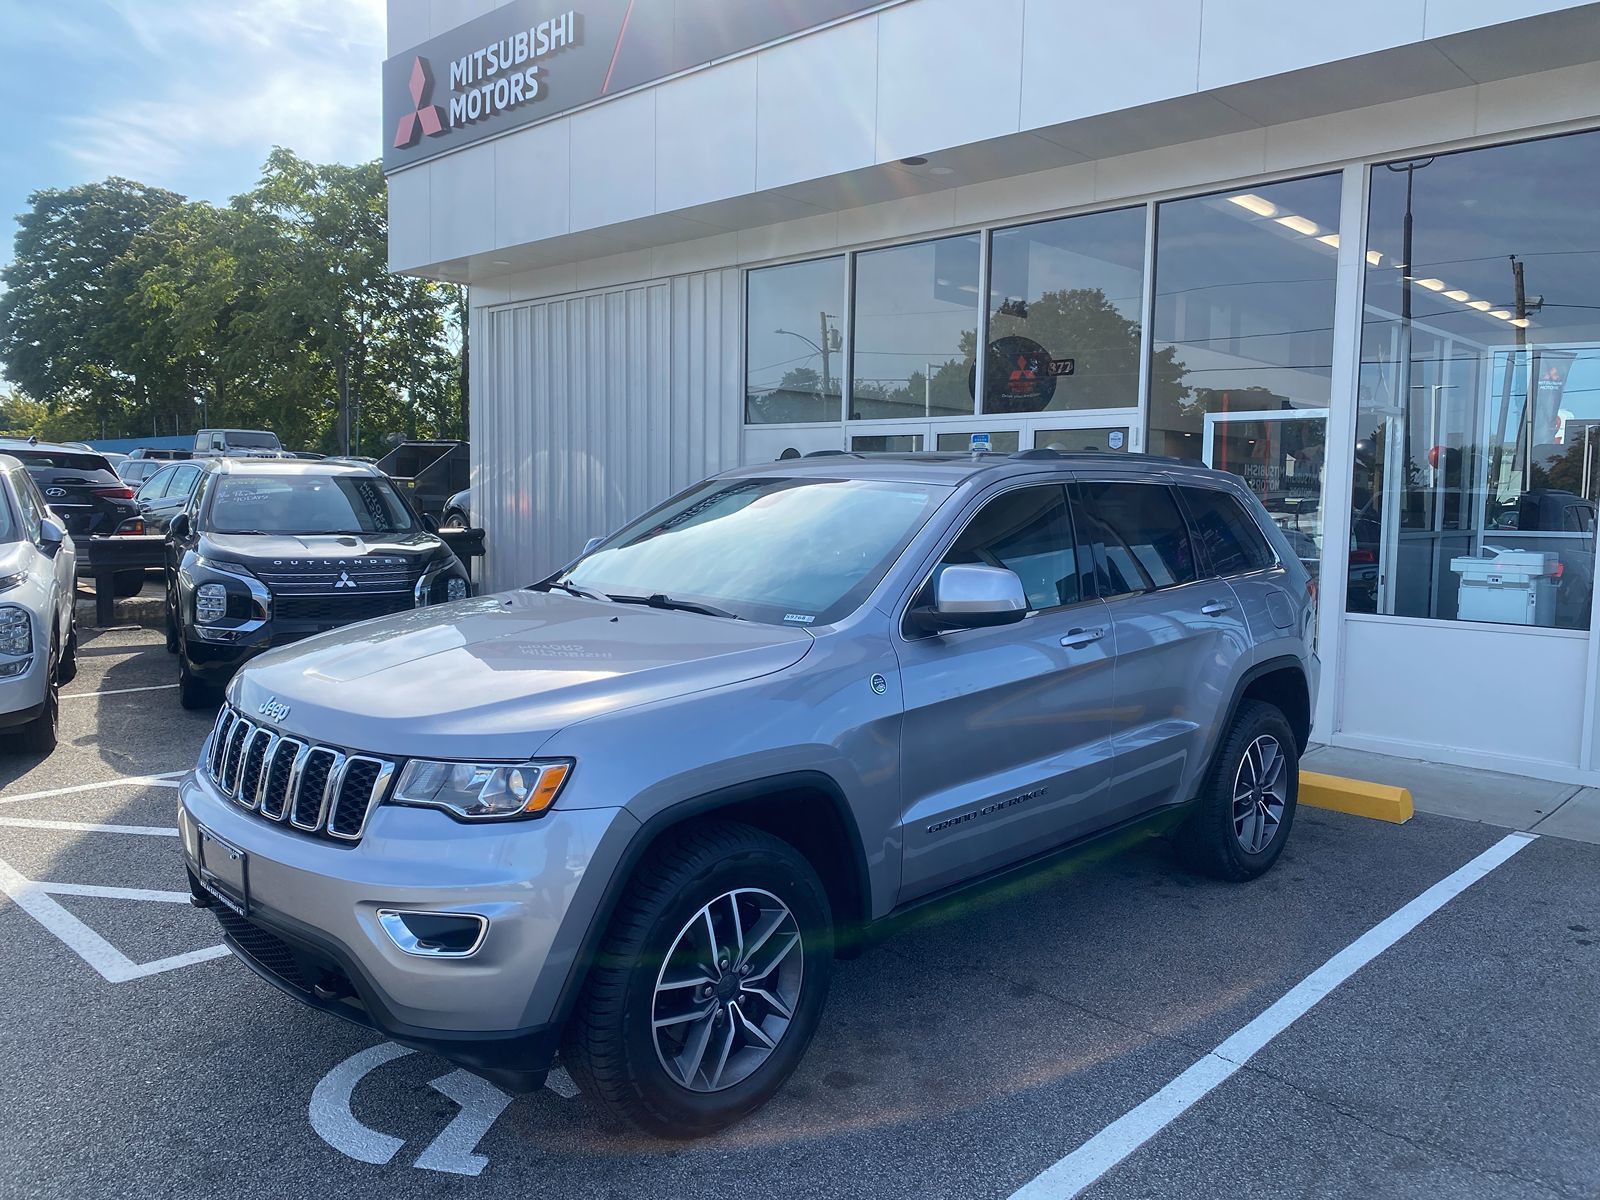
[783, 613, 815, 624]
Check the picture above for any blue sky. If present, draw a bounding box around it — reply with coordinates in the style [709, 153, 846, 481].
[0, 0, 385, 261]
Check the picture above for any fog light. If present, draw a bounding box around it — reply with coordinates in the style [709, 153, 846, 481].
[0, 658, 29, 678]
[377, 910, 487, 958]
[445, 576, 469, 602]
[196, 583, 226, 624]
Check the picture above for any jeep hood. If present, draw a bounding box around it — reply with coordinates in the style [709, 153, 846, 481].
[229, 589, 813, 759]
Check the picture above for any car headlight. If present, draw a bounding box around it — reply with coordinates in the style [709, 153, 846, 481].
[0, 605, 33, 659]
[0, 571, 28, 594]
[195, 583, 227, 624]
[391, 759, 572, 821]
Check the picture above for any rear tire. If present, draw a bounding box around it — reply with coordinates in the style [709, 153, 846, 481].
[111, 570, 144, 599]
[561, 820, 833, 1137]
[1178, 699, 1299, 882]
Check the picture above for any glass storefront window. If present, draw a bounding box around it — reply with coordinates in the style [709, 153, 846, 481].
[1149, 175, 1341, 574]
[1034, 425, 1130, 453]
[1353, 132, 1600, 631]
[935, 430, 1021, 453]
[851, 234, 980, 421]
[746, 257, 846, 424]
[986, 207, 1146, 414]
[852, 434, 923, 452]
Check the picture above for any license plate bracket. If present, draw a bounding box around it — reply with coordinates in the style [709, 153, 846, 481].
[196, 826, 250, 917]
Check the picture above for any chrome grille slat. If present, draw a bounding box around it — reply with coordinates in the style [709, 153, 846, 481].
[209, 704, 396, 843]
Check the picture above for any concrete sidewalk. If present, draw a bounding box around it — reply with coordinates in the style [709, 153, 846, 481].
[1304, 743, 1600, 846]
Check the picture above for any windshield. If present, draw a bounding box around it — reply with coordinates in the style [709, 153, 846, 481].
[224, 432, 280, 449]
[206, 474, 416, 535]
[559, 476, 948, 626]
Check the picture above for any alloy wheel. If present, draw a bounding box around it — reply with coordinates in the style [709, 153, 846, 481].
[1232, 734, 1288, 854]
[651, 888, 803, 1093]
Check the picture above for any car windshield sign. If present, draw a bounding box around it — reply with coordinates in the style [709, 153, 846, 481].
[206, 475, 416, 535]
[560, 477, 947, 626]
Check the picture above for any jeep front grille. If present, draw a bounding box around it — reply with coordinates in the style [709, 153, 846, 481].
[205, 705, 396, 843]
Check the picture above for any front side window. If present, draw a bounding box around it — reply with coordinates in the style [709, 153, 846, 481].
[12, 472, 44, 542]
[137, 468, 173, 503]
[851, 234, 980, 421]
[1077, 481, 1198, 593]
[0, 477, 19, 545]
[561, 477, 947, 626]
[1353, 130, 1600, 632]
[1181, 486, 1277, 576]
[205, 474, 417, 535]
[746, 258, 846, 425]
[986, 207, 1146, 414]
[940, 485, 1082, 611]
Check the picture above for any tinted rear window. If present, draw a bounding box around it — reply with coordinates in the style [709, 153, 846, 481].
[1076, 481, 1199, 593]
[1181, 486, 1276, 576]
[11, 449, 113, 474]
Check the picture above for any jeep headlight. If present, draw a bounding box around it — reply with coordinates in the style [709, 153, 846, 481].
[195, 583, 227, 624]
[392, 759, 572, 821]
[0, 605, 33, 660]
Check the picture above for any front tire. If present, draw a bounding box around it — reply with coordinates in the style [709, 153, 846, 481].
[178, 653, 217, 711]
[57, 618, 78, 685]
[561, 821, 833, 1137]
[1178, 699, 1299, 881]
[14, 641, 60, 755]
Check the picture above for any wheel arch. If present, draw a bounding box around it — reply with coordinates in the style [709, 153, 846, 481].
[549, 771, 872, 1032]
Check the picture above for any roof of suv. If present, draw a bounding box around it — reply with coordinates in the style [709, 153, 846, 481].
[198, 456, 388, 478]
[721, 449, 1219, 486]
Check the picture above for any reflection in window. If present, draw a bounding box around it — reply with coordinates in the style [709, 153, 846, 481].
[746, 258, 846, 424]
[942, 486, 1080, 610]
[987, 207, 1146, 413]
[852, 434, 923, 452]
[1148, 175, 1340, 573]
[1034, 426, 1129, 454]
[935, 431, 1021, 453]
[851, 235, 980, 421]
[1352, 132, 1600, 630]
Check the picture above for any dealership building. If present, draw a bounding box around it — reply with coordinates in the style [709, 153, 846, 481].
[384, 0, 1600, 783]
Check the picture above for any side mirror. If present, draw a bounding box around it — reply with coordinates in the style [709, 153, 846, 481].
[169, 513, 191, 541]
[420, 513, 439, 533]
[910, 564, 1029, 634]
[38, 517, 66, 556]
[581, 536, 605, 556]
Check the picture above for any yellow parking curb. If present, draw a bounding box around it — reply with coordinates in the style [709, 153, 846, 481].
[1298, 770, 1413, 824]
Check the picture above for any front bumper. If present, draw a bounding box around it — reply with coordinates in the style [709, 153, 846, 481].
[178, 767, 638, 1090]
[0, 632, 50, 723]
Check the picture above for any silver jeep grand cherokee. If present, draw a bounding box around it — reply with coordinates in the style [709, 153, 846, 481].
[180, 450, 1318, 1135]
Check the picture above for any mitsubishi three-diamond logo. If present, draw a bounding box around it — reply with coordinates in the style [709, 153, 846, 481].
[394, 57, 447, 148]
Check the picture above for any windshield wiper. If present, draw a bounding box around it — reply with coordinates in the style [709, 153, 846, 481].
[606, 593, 741, 620]
[529, 578, 609, 601]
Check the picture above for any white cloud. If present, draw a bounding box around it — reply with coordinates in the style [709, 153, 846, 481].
[62, 0, 387, 190]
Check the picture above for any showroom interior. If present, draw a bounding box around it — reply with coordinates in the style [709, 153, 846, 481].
[384, 0, 1600, 783]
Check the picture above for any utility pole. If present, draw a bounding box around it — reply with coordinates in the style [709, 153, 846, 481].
[818, 310, 832, 401]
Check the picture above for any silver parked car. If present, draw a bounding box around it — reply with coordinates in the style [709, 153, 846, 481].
[179, 450, 1318, 1135]
[0, 455, 78, 752]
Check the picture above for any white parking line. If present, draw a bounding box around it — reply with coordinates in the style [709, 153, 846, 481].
[61, 684, 180, 699]
[1009, 831, 1538, 1200]
[37, 881, 192, 903]
[0, 817, 178, 836]
[0, 772, 184, 806]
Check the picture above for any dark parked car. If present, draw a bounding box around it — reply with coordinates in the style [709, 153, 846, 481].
[133, 461, 207, 536]
[2, 440, 153, 597]
[166, 458, 471, 707]
[441, 486, 472, 529]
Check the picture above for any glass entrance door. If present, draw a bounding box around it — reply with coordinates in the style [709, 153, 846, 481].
[1031, 422, 1133, 454]
[1202, 408, 1329, 578]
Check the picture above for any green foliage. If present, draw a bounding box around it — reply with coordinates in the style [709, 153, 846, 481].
[0, 152, 463, 452]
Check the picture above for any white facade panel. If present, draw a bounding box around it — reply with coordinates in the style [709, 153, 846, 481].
[430, 142, 497, 264]
[1195, 0, 1426, 92]
[471, 268, 742, 591]
[755, 17, 880, 192]
[495, 118, 572, 250]
[568, 91, 658, 233]
[655, 58, 759, 213]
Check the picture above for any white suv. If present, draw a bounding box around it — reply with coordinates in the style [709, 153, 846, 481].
[0, 455, 78, 753]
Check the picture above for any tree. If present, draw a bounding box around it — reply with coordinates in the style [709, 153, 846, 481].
[0, 178, 184, 435]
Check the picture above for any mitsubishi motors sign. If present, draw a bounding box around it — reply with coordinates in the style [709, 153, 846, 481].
[382, 0, 890, 171]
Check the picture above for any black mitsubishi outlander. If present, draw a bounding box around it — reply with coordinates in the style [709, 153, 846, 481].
[166, 458, 471, 708]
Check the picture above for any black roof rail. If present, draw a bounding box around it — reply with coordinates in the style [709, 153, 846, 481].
[803, 449, 860, 457]
[1008, 447, 1061, 460]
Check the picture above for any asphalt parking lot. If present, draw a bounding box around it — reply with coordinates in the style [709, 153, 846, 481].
[1, 621, 1597, 1200]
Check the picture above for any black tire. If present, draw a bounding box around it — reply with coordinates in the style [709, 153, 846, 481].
[15, 642, 60, 755]
[1178, 699, 1299, 881]
[111, 570, 145, 599]
[165, 601, 179, 654]
[442, 511, 468, 530]
[57, 619, 78, 685]
[561, 820, 833, 1137]
[178, 654, 216, 711]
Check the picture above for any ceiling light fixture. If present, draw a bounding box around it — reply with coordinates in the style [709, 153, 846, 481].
[1317, 233, 1340, 249]
[1444, 289, 1470, 302]
[1468, 300, 1492, 311]
[1229, 193, 1278, 217]
[1275, 214, 1320, 236]
[899, 156, 928, 166]
[1489, 309, 1513, 320]
[1415, 278, 1447, 291]
[1511, 318, 1531, 328]
[1366, 250, 1384, 267]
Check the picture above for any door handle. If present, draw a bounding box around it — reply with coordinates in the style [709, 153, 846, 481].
[1200, 601, 1233, 617]
[1059, 628, 1105, 649]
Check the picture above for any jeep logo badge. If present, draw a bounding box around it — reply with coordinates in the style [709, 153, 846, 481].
[257, 697, 291, 724]
[334, 571, 357, 589]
